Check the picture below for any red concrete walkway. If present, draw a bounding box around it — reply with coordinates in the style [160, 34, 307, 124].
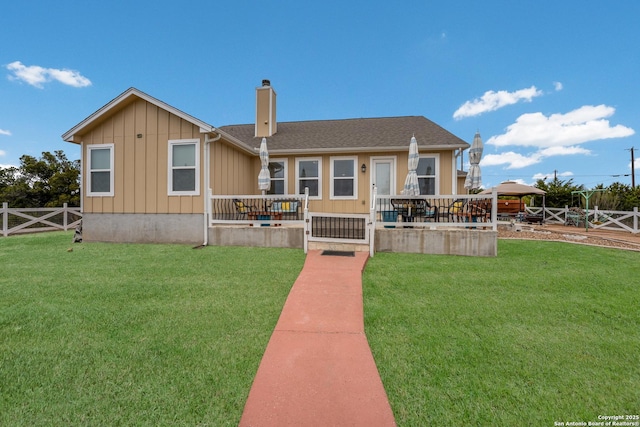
[239, 250, 396, 427]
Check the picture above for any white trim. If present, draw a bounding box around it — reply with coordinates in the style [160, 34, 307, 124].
[86, 143, 114, 197]
[168, 139, 200, 196]
[330, 156, 358, 200]
[295, 157, 322, 200]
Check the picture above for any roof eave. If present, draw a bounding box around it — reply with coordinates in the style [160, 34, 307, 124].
[268, 143, 469, 155]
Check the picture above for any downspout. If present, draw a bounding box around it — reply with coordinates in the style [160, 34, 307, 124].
[202, 132, 222, 246]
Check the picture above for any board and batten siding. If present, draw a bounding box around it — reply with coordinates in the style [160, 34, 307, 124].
[210, 140, 254, 195]
[271, 150, 457, 214]
[80, 99, 205, 215]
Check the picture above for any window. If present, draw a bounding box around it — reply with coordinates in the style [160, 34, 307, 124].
[330, 156, 357, 199]
[168, 139, 200, 195]
[267, 159, 287, 195]
[87, 144, 114, 196]
[417, 156, 438, 195]
[296, 158, 322, 199]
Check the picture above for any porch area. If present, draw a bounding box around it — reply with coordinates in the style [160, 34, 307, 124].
[207, 191, 499, 257]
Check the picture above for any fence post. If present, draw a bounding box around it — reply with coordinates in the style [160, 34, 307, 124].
[369, 185, 377, 257]
[492, 189, 498, 231]
[63, 203, 68, 231]
[303, 187, 309, 254]
[2, 202, 7, 237]
[635, 207, 638, 234]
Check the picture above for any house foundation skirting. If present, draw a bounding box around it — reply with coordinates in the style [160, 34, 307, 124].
[82, 213, 203, 244]
[208, 226, 497, 257]
[208, 225, 305, 249]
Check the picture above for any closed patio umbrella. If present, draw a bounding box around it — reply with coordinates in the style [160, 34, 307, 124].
[258, 137, 270, 194]
[464, 131, 483, 190]
[401, 135, 420, 196]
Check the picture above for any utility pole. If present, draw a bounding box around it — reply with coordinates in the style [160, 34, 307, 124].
[632, 147, 636, 189]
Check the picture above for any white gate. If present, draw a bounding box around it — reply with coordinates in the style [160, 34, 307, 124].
[304, 212, 375, 256]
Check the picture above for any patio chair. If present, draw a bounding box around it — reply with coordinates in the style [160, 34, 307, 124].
[438, 199, 467, 222]
[233, 199, 256, 219]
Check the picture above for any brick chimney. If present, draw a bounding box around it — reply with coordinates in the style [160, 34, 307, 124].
[255, 79, 277, 137]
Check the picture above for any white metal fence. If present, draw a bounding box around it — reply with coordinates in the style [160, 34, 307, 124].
[208, 192, 308, 227]
[373, 193, 498, 230]
[1, 203, 82, 237]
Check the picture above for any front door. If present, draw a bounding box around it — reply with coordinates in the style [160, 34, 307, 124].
[371, 158, 395, 198]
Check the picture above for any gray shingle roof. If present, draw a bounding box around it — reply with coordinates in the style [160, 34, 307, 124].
[219, 116, 469, 153]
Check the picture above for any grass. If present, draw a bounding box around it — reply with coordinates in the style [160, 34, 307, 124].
[0, 232, 306, 426]
[363, 241, 640, 426]
[2, 233, 639, 426]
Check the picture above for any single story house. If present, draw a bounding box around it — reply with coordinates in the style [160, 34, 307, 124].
[62, 81, 475, 246]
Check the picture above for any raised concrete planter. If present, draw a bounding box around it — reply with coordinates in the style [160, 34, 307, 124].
[375, 228, 497, 257]
[208, 225, 304, 249]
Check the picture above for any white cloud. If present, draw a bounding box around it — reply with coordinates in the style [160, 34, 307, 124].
[487, 105, 635, 148]
[0, 149, 6, 157]
[538, 146, 592, 157]
[554, 81, 563, 91]
[0, 129, 11, 136]
[453, 86, 543, 119]
[481, 151, 542, 169]
[481, 146, 591, 171]
[7, 61, 91, 88]
[532, 171, 574, 181]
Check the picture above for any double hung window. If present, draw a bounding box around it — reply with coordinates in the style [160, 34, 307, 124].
[267, 159, 287, 195]
[330, 156, 357, 199]
[417, 156, 437, 195]
[87, 144, 114, 196]
[168, 139, 199, 195]
[296, 158, 321, 198]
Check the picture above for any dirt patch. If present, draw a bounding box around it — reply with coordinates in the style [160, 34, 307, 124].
[498, 227, 640, 251]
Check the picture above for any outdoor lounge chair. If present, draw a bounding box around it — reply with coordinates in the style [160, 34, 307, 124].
[268, 200, 300, 220]
[233, 199, 256, 219]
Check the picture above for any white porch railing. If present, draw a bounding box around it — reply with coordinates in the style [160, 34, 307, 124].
[208, 191, 309, 227]
[1, 203, 82, 237]
[372, 191, 498, 231]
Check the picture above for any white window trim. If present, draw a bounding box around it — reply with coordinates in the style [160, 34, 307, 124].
[269, 158, 288, 195]
[418, 153, 440, 195]
[168, 139, 200, 196]
[330, 156, 358, 200]
[86, 143, 114, 197]
[295, 157, 322, 200]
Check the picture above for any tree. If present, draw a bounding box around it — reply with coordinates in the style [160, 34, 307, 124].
[594, 182, 640, 211]
[535, 177, 584, 208]
[0, 150, 80, 207]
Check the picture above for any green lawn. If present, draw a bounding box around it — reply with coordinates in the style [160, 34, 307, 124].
[364, 241, 640, 426]
[0, 232, 306, 426]
[1, 232, 639, 426]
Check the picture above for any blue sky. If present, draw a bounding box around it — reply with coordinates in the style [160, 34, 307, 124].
[1, 1, 639, 189]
